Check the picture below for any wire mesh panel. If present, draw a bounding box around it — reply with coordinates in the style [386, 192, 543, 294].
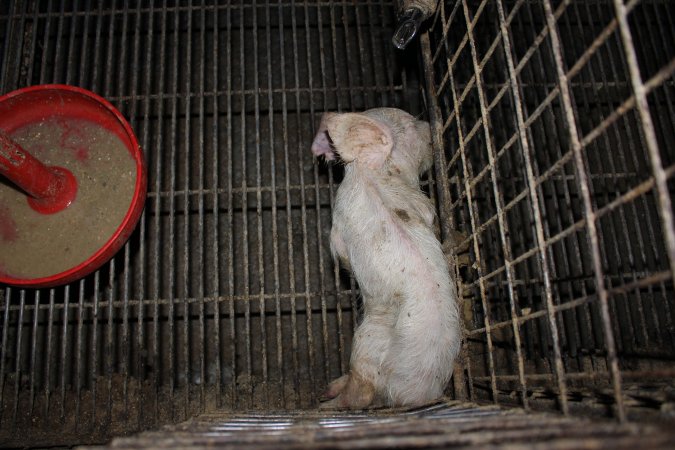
[0, 0, 421, 446]
[423, 0, 675, 421]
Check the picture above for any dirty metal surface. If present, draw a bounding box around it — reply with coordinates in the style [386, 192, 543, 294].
[92, 402, 675, 449]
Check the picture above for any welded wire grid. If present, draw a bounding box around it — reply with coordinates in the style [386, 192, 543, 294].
[422, 0, 675, 421]
[0, 0, 421, 446]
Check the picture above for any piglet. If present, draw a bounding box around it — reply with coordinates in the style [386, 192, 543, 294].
[311, 108, 461, 409]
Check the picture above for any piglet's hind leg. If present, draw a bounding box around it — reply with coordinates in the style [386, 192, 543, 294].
[320, 305, 395, 409]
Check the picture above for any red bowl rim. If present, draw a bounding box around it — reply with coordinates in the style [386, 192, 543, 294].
[0, 84, 147, 289]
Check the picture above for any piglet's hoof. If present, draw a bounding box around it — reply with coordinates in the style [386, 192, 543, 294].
[319, 374, 350, 402]
[318, 373, 375, 410]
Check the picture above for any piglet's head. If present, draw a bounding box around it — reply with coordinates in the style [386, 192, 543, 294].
[311, 112, 394, 170]
[311, 108, 432, 177]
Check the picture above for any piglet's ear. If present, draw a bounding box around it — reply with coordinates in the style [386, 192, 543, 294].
[324, 114, 393, 169]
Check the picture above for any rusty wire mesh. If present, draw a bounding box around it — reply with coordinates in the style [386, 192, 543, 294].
[0, 0, 674, 448]
[423, 0, 675, 421]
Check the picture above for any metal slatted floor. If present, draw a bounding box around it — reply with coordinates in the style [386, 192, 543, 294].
[93, 402, 675, 449]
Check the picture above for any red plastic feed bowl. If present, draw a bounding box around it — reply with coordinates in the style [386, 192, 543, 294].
[0, 85, 147, 288]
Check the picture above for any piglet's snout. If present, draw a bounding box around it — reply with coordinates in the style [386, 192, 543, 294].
[311, 112, 339, 160]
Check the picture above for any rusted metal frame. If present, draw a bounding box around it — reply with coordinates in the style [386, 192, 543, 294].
[181, 0, 194, 418]
[634, 0, 675, 349]
[303, 1, 330, 388]
[97, 84, 404, 104]
[19, 1, 48, 427]
[469, 270, 672, 337]
[225, 0, 237, 407]
[352, 0, 371, 108]
[150, 0, 168, 421]
[103, 3, 122, 423]
[520, 0, 591, 376]
[562, 0, 633, 367]
[316, 0, 347, 377]
[38, 0, 56, 84]
[1, 289, 366, 314]
[56, 0, 84, 427]
[28, 291, 39, 420]
[117, 0, 133, 423]
[12, 291, 26, 426]
[267, 0, 284, 407]
[420, 28, 468, 400]
[130, 0, 149, 429]
[277, 1, 301, 406]
[379, 0, 401, 106]
[21, 0, 41, 87]
[4, 1, 399, 19]
[209, 0, 224, 407]
[1, 288, 18, 427]
[421, 14, 455, 238]
[448, 61, 675, 266]
[542, 0, 625, 421]
[252, 0, 270, 406]
[469, 0, 570, 416]
[144, 183, 355, 199]
[473, 366, 675, 382]
[167, 0, 179, 418]
[50, 0, 67, 86]
[90, 270, 101, 414]
[439, 2, 499, 404]
[488, 0, 566, 411]
[435, 0, 479, 401]
[19, 256, 674, 337]
[513, 0, 577, 403]
[568, 1, 645, 352]
[291, 0, 316, 406]
[608, 2, 675, 342]
[328, 3, 348, 370]
[437, 0, 559, 133]
[44, 288, 56, 420]
[464, 163, 675, 292]
[612, 0, 675, 315]
[441, 0, 636, 210]
[431, 0, 462, 71]
[237, 0, 253, 408]
[74, 281, 85, 429]
[0, 0, 20, 91]
[580, 59, 675, 148]
[60, 285, 70, 421]
[197, 0, 208, 412]
[64, 0, 81, 85]
[459, 0, 529, 409]
[432, 0, 464, 66]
